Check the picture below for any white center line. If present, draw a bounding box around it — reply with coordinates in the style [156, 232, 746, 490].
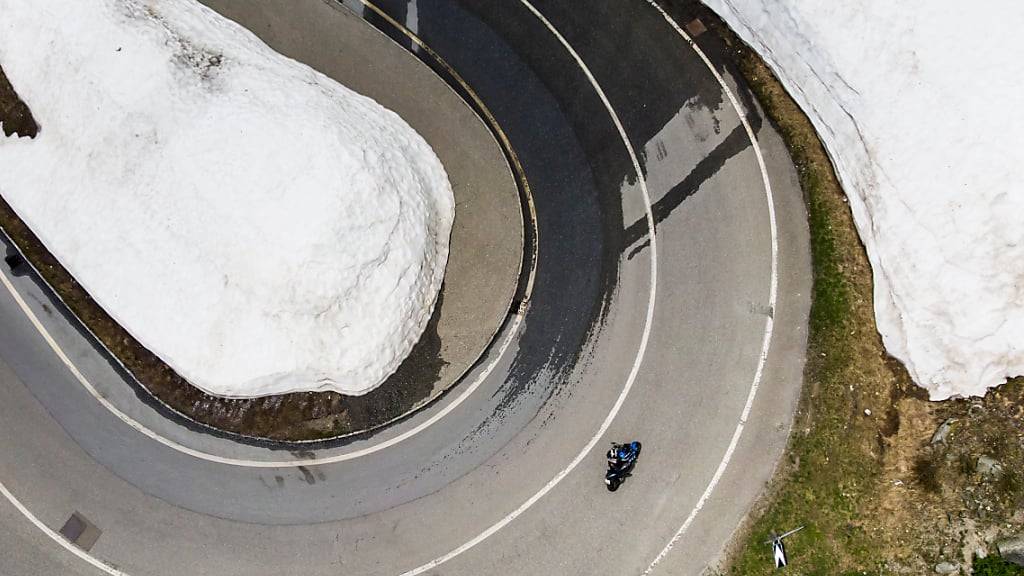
[398, 0, 661, 572]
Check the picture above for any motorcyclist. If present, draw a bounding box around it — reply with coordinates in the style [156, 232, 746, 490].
[607, 442, 636, 470]
[604, 441, 642, 491]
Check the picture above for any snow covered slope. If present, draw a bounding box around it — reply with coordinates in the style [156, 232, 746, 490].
[0, 0, 454, 397]
[702, 1, 1024, 398]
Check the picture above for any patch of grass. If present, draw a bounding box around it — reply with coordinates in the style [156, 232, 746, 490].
[974, 555, 1024, 576]
[722, 41, 887, 576]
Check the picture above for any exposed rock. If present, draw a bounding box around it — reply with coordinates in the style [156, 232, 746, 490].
[976, 456, 1004, 478]
[931, 419, 956, 444]
[997, 534, 1024, 566]
[934, 561, 958, 574]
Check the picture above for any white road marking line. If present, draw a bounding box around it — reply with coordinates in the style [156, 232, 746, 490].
[398, 0, 661, 572]
[0, 261, 526, 467]
[640, 1, 779, 573]
[0, 481, 126, 576]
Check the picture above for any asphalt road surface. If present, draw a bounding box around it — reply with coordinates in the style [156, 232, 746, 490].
[0, 0, 811, 574]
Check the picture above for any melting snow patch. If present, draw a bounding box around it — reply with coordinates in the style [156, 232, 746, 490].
[702, 0, 1024, 399]
[0, 0, 454, 397]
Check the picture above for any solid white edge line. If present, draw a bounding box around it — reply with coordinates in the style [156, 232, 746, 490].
[0, 0, 539, 469]
[0, 261, 527, 467]
[0, 480, 126, 575]
[398, 0, 660, 573]
[640, 1, 779, 574]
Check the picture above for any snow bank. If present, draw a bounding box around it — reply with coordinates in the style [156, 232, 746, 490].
[701, 1, 1024, 398]
[0, 0, 454, 397]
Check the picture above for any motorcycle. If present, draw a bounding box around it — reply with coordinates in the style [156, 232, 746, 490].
[605, 441, 641, 491]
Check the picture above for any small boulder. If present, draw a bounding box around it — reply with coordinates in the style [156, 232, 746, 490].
[997, 534, 1024, 566]
[931, 419, 956, 444]
[934, 561, 959, 574]
[976, 455, 1004, 477]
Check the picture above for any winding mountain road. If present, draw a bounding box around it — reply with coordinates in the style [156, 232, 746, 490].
[0, 0, 811, 574]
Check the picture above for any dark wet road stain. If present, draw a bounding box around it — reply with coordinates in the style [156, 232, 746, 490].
[297, 466, 317, 485]
[354, 0, 620, 424]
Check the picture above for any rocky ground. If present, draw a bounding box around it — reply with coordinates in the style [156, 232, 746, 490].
[881, 379, 1024, 574]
